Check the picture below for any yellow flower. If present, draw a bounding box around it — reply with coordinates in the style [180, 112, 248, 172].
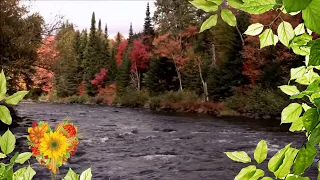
[39, 131, 68, 160]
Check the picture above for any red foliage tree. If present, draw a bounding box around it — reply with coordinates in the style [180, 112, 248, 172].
[91, 68, 108, 89]
[34, 36, 58, 94]
[130, 39, 152, 90]
[242, 11, 302, 85]
[32, 67, 54, 93]
[153, 25, 198, 90]
[36, 36, 58, 71]
[115, 40, 128, 66]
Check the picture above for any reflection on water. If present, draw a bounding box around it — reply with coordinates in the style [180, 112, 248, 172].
[5, 102, 316, 179]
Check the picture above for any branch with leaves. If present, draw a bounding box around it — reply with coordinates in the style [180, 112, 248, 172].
[191, 0, 320, 179]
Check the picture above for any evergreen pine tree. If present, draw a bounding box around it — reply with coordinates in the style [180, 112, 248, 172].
[207, 12, 250, 100]
[116, 47, 131, 95]
[144, 57, 179, 95]
[74, 30, 83, 84]
[143, 2, 155, 37]
[116, 24, 134, 95]
[83, 12, 99, 96]
[128, 23, 134, 44]
[54, 23, 79, 97]
[107, 47, 117, 82]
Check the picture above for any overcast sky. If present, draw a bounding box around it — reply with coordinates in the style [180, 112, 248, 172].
[25, 1, 156, 38]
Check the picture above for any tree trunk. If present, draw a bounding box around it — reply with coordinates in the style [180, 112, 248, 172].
[197, 61, 208, 102]
[212, 43, 217, 66]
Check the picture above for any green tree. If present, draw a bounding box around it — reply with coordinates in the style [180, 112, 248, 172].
[128, 22, 134, 43]
[0, 0, 44, 93]
[153, 0, 198, 34]
[83, 12, 100, 95]
[207, 12, 250, 100]
[54, 23, 79, 97]
[143, 2, 155, 36]
[144, 57, 180, 95]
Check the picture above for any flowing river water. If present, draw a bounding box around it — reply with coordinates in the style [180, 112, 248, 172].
[8, 102, 318, 179]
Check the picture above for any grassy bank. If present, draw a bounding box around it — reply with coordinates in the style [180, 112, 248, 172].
[36, 86, 289, 119]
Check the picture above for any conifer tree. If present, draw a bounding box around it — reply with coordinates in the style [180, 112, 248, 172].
[128, 23, 134, 44]
[54, 23, 79, 97]
[143, 2, 155, 37]
[83, 12, 99, 95]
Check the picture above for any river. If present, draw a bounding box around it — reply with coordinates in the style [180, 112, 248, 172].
[8, 102, 318, 179]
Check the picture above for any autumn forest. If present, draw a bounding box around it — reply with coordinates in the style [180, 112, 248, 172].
[2, 0, 316, 117]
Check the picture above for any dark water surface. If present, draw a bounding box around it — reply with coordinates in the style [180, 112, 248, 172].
[8, 102, 318, 179]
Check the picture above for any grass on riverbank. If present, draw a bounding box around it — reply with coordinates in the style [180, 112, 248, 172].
[36, 86, 289, 117]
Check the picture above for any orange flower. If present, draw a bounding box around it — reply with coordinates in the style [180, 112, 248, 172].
[28, 123, 49, 145]
[67, 138, 79, 152]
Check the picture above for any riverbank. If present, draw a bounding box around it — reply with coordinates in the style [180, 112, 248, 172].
[31, 89, 286, 120]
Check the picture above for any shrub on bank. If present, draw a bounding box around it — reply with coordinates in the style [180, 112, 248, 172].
[115, 89, 149, 107]
[225, 85, 289, 115]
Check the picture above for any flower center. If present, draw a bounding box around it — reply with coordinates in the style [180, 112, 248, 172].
[50, 141, 59, 150]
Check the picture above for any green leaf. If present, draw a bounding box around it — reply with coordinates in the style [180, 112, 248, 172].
[13, 167, 26, 180]
[15, 152, 32, 164]
[302, 108, 319, 132]
[274, 148, 299, 179]
[281, 103, 302, 124]
[80, 168, 92, 180]
[190, 0, 219, 12]
[228, 0, 244, 9]
[23, 166, 36, 180]
[241, 0, 276, 14]
[277, 21, 295, 47]
[284, 0, 312, 13]
[0, 153, 6, 159]
[294, 23, 305, 36]
[290, 34, 313, 47]
[290, 66, 306, 80]
[293, 144, 317, 175]
[0, 105, 12, 125]
[307, 28, 313, 35]
[289, 117, 304, 132]
[249, 169, 264, 180]
[5, 91, 28, 105]
[200, 14, 218, 32]
[254, 140, 268, 164]
[261, 177, 273, 180]
[279, 85, 300, 96]
[221, 9, 237, 27]
[224, 151, 251, 163]
[308, 127, 320, 146]
[208, 0, 223, 5]
[306, 79, 320, 92]
[309, 39, 320, 66]
[302, 0, 320, 34]
[292, 46, 310, 56]
[268, 144, 291, 172]
[244, 23, 264, 36]
[274, 35, 279, 45]
[286, 174, 311, 180]
[235, 165, 256, 180]
[259, 29, 274, 48]
[302, 103, 311, 111]
[63, 168, 80, 180]
[0, 129, 15, 155]
[0, 70, 6, 100]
